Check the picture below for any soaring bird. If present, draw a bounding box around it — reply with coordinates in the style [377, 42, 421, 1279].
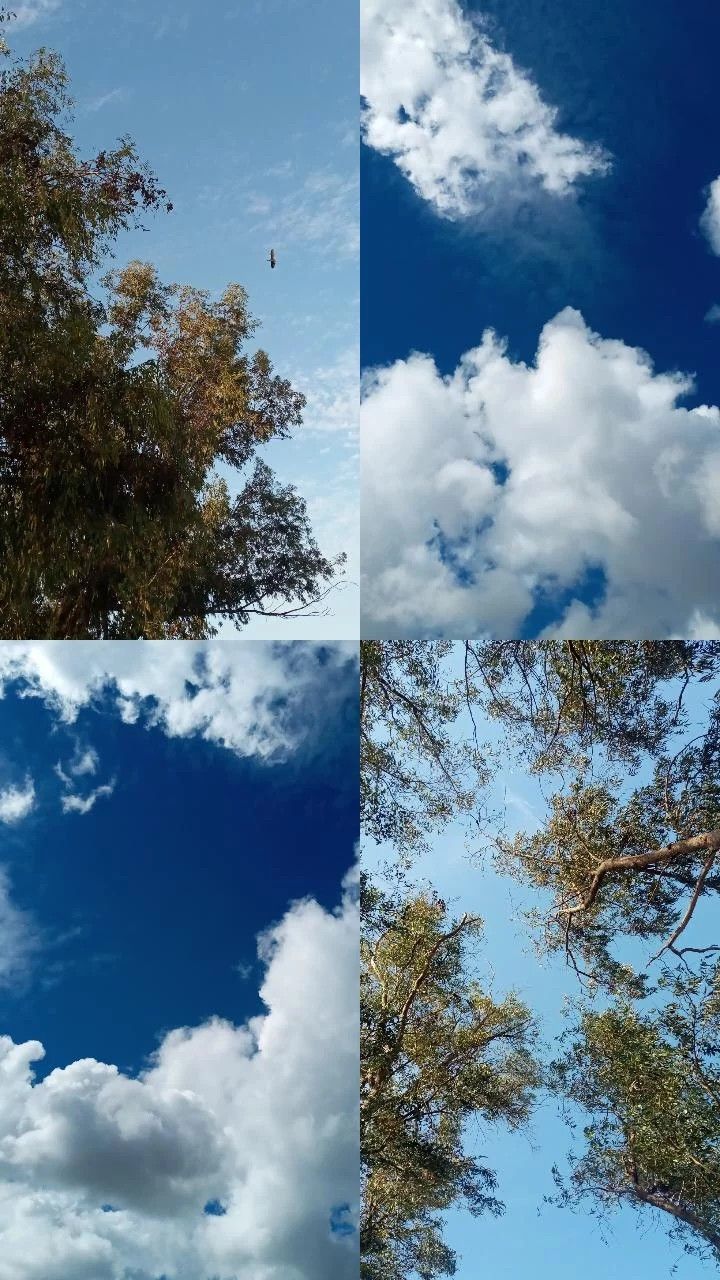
[268, 249, 276, 269]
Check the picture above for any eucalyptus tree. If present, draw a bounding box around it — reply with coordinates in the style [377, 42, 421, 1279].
[553, 959, 720, 1263]
[361, 876, 538, 1279]
[360, 640, 486, 863]
[360, 640, 720, 1268]
[0, 25, 340, 636]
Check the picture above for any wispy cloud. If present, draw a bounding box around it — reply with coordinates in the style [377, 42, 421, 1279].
[295, 346, 359, 435]
[701, 176, 720, 256]
[55, 744, 99, 788]
[60, 782, 115, 816]
[245, 169, 359, 259]
[56, 746, 114, 816]
[0, 866, 38, 985]
[5, 0, 61, 29]
[0, 779, 35, 825]
[86, 87, 127, 114]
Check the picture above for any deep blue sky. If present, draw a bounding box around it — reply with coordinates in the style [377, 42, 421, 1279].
[8, 0, 358, 637]
[0, 657, 358, 1078]
[362, 0, 720, 403]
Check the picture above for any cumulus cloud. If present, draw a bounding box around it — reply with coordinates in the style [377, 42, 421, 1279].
[701, 175, 720, 256]
[0, 643, 356, 761]
[0, 881, 359, 1279]
[361, 307, 720, 637]
[361, 0, 609, 218]
[0, 781, 35, 825]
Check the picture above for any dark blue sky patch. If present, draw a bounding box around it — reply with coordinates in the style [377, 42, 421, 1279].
[519, 563, 608, 638]
[0, 661, 358, 1078]
[362, 0, 720, 402]
[427, 521, 492, 588]
[330, 1204, 356, 1237]
[203, 1200, 227, 1217]
[488, 459, 510, 486]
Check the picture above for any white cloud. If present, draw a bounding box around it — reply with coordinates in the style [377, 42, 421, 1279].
[4, 0, 60, 29]
[0, 781, 35, 825]
[361, 307, 720, 637]
[361, 0, 609, 219]
[0, 643, 356, 760]
[701, 176, 720, 256]
[55, 748, 114, 816]
[296, 347, 359, 435]
[68, 748, 98, 779]
[55, 747, 99, 789]
[85, 88, 127, 114]
[0, 868, 38, 987]
[60, 783, 115, 817]
[0, 882, 359, 1279]
[246, 170, 359, 258]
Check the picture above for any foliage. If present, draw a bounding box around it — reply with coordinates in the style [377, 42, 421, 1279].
[363, 639, 720, 981]
[361, 876, 538, 1279]
[462, 640, 716, 772]
[361, 641, 720, 1268]
[485, 644, 720, 986]
[0, 29, 340, 636]
[552, 961, 720, 1261]
[360, 641, 486, 862]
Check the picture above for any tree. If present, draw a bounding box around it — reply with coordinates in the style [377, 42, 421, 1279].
[552, 962, 720, 1263]
[363, 639, 720, 984]
[479, 643, 720, 988]
[361, 641, 720, 1266]
[361, 876, 538, 1279]
[0, 28, 341, 636]
[461, 640, 716, 772]
[360, 641, 486, 864]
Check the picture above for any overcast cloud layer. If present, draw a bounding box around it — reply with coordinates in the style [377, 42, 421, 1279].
[0, 878, 359, 1280]
[361, 0, 609, 218]
[361, 308, 720, 638]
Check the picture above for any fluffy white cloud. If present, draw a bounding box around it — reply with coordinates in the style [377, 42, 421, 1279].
[361, 307, 720, 637]
[701, 175, 720, 256]
[361, 0, 609, 218]
[0, 881, 359, 1279]
[0, 781, 35, 825]
[0, 643, 355, 760]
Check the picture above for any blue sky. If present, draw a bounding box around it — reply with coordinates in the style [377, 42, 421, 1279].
[7, 0, 358, 639]
[364, 654, 719, 1278]
[361, 0, 720, 640]
[0, 642, 359, 1280]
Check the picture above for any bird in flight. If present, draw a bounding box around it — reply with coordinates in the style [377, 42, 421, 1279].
[268, 249, 276, 269]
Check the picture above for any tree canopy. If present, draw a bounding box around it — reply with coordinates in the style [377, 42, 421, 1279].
[361, 876, 538, 1279]
[553, 960, 720, 1263]
[0, 27, 341, 636]
[361, 640, 720, 1270]
[360, 641, 484, 862]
